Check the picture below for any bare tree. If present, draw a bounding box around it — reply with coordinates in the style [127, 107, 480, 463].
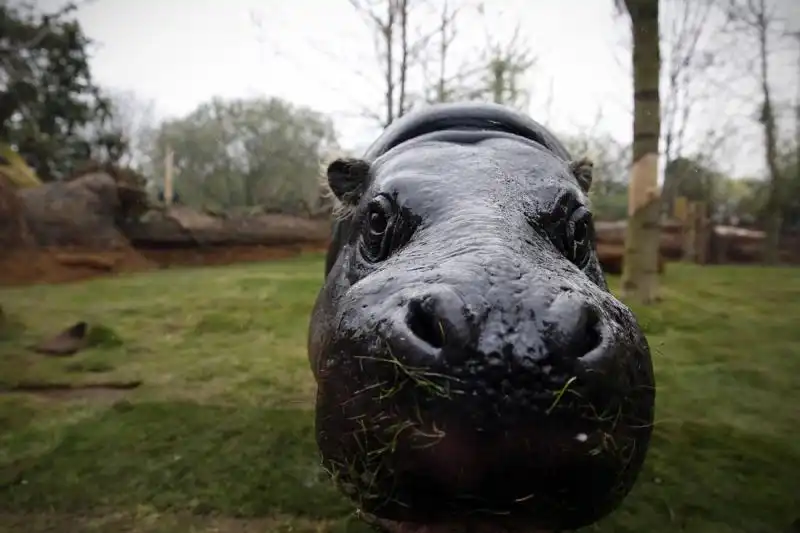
[251, 0, 428, 129]
[349, 0, 492, 121]
[617, 0, 663, 305]
[659, 0, 731, 217]
[419, 0, 471, 104]
[726, 0, 791, 264]
[432, 0, 456, 103]
[349, 0, 415, 127]
[417, 1, 536, 110]
[103, 89, 158, 170]
[611, 1, 743, 219]
[464, 23, 536, 111]
[347, 0, 539, 124]
[661, 1, 717, 162]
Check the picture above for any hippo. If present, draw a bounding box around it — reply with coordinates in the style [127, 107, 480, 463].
[308, 102, 655, 532]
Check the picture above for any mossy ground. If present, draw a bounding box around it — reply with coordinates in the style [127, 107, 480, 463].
[0, 254, 797, 532]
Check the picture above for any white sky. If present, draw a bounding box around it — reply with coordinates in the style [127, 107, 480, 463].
[45, 0, 800, 179]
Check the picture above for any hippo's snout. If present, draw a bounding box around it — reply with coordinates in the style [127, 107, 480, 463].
[387, 286, 605, 371]
[314, 272, 652, 530]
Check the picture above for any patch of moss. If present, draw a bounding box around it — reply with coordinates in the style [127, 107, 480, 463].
[85, 324, 124, 349]
[0, 307, 25, 342]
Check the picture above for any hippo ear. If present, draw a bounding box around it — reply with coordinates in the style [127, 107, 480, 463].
[569, 157, 593, 193]
[326, 158, 372, 205]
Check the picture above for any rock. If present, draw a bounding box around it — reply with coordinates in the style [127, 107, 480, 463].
[31, 321, 89, 356]
[18, 173, 130, 249]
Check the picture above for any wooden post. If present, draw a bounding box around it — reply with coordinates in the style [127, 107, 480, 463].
[715, 226, 729, 264]
[675, 196, 689, 263]
[673, 196, 688, 224]
[164, 146, 174, 206]
[695, 202, 709, 265]
[683, 201, 697, 263]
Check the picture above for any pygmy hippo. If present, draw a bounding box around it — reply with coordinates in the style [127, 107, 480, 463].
[308, 102, 656, 532]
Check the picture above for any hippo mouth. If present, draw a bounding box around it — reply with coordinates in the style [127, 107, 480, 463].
[315, 339, 651, 532]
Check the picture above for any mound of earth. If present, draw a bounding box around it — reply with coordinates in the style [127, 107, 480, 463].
[0, 173, 61, 286]
[0, 247, 155, 287]
[2, 160, 334, 286]
[1, 166, 155, 287]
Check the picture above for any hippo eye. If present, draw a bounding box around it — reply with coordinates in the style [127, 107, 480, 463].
[360, 195, 396, 262]
[567, 206, 594, 268]
[369, 209, 388, 236]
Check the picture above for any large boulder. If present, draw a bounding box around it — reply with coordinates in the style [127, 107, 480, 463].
[18, 172, 135, 249]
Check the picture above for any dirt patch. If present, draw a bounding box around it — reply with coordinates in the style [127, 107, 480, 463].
[0, 243, 327, 288]
[20, 388, 131, 403]
[0, 246, 155, 287]
[31, 321, 90, 356]
[0, 168, 331, 288]
[0, 173, 152, 287]
[0, 380, 142, 402]
[0, 511, 346, 533]
[139, 243, 328, 269]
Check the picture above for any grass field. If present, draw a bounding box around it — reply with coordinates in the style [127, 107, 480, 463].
[0, 254, 798, 533]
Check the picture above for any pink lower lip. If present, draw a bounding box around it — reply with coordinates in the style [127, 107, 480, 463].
[356, 426, 601, 533]
[400, 421, 598, 493]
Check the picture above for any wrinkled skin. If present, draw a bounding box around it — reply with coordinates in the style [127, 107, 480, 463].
[308, 103, 655, 533]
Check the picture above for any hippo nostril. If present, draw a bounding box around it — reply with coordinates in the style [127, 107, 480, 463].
[406, 298, 446, 349]
[545, 292, 606, 360]
[578, 306, 603, 358]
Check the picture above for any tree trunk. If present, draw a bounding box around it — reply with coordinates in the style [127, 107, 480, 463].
[383, 1, 395, 127]
[756, 0, 782, 264]
[621, 0, 662, 304]
[397, 0, 409, 118]
[491, 60, 505, 104]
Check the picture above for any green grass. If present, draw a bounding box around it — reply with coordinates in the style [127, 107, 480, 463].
[0, 254, 798, 532]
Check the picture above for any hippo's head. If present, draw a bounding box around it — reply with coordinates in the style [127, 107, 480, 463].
[308, 103, 655, 532]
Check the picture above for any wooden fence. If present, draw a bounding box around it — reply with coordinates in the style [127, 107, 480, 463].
[594, 196, 799, 273]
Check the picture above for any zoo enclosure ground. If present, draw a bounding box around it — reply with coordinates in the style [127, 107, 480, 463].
[0, 243, 329, 288]
[0, 255, 798, 533]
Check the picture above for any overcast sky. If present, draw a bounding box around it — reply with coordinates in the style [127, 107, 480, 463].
[49, 0, 800, 179]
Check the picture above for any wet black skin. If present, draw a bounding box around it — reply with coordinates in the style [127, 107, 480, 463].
[308, 103, 655, 533]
